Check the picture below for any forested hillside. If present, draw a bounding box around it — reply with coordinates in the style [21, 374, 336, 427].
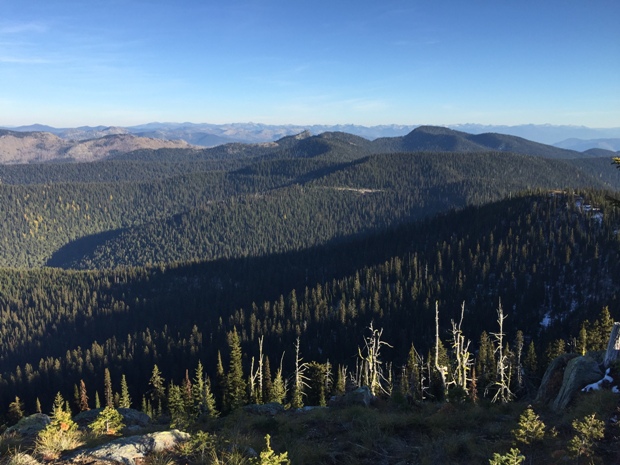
[1, 190, 618, 413]
[1, 146, 618, 269]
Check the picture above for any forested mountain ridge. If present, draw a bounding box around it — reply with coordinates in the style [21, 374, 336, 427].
[0, 148, 617, 269]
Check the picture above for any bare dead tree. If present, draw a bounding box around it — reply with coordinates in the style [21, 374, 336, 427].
[451, 301, 472, 394]
[247, 336, 265, 404]
[491, 300, 514, 403]
[292, 337, 310, 408]
[358, 322, 393, 396]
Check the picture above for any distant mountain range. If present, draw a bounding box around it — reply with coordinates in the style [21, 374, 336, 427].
[1, 125, 618, 164]
[3, 122, 620, 149]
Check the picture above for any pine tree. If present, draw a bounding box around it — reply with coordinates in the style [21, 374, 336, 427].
[89, 406, 124, 436]
[514, 330, 524, 391]
[119, 374, 131, 409]
[192, 360, 206, 414]
[79, 379, 89, 411]
[168, 381, 190, 429]
[406, 344, 422, 400]
[306, 362, 327, 406]
[225, 327, 247, 411]
[104, 368, 113, 408]
[489, 448, 525, 465]
[477, 331, 496, 396]
[149, 364, 166, 407]
[568, 414, 605, 464]
[204, 376, 219, 418]
[215, 351, 226, 410]
[262, 356, 273, 403]
[334, 365, 346, 396]
[523, 341, 538, 377]
[512, 405, 545, 464]
[577, 324, 588, 356]
[8, 396, 25, 424]
[270, 359, 287, 405]
[95, 391, 101, 409]
[250, 434, 290, 465]
[35, 397, 42, 414]
[36, 392, 82, 460]
[183, 369, 193, 412]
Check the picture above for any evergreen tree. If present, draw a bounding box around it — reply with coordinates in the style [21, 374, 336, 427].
[7, 396, 25, 424]
[89, 406, 124, 436]
[568, 414, 605, 464]
[149, 364, 166, 407]
[192, 360, 206, 414]
[215, 351, 226, 410]
[306, 362, 327, 406]
[523, 341, 538, 377]
[512, 405, 545, 464]
[203, 376, 219, 418]
[79, 379, 89, 411]
[103, 368, 113, 408]
[270, 365, 287, 404]
[168, 381, 190, 429]
[225, 327, 247, 411]
[577, 324, 588, 356]
[119, 374, 131, 409]
[262, 356, 273, 403]
[477, 330, 496, 396]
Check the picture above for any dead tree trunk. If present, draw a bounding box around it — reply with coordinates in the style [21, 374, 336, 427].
[603, 322, 620, 368]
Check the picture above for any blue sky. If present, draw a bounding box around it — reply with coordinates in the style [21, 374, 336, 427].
[1, 0, 619, 128]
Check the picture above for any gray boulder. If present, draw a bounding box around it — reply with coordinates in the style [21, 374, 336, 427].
[4, 413, 50, 437]
[70, 429, 189, 465]
[535, 353, 578, 405]
[329, 386, 375, 408]
[552, 356, 603, 410]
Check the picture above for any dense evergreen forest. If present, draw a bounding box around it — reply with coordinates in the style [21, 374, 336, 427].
[0, 129, 619, 464]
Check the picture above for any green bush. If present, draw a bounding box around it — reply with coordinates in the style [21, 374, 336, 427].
[88, 406, 125, 436]
[35, 393, 83, 460]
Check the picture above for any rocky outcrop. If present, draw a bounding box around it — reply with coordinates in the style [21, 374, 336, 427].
[551, 356, 603, 410]
[535, 353, 578, 405]
[329, 386, 375, 408]
[4, 413, 50, 437]
[69, 429, 189, 465]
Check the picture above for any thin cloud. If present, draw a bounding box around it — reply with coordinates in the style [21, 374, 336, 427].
[0, 21, 47, 34]
[0, 55, 50, 64]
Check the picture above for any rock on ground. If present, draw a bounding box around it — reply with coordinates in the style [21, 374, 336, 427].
[69, 429, 189, 465]
[552, 355, 603, 410]
[329, 386, 375, 408]
[4, 413, 51, 437]
[535, 353, 578, 405]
